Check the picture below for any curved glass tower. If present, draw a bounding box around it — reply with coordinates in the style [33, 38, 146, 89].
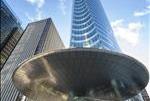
[70, 0, 120, 52]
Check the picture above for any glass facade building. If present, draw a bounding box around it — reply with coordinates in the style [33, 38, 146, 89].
[0, 0, 23, 69]
[70, 0, 120, 52]
[1, 18, 65, 101]
[70, 0, 149, 101]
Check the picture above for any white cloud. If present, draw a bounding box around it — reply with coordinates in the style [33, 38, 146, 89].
[58, 0, 66, 15]
[134, 5, 150, 17]
[111, 19, 143, 46]
[134, 10, 150, 17]
[25, 9, 46, 22]
[25, 0, 46, 22]
[146, 0, 150, 2]
[26, 0, 45, 8]
[25, 12, 34, 22]
[112, 19, 150, 95]
[147, 5, 150, 9]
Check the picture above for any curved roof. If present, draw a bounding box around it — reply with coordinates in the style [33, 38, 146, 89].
[12, 48, 149, 101]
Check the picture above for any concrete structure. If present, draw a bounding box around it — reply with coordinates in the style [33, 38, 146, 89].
[1, 18, 65, 101]
[0, 0, 23, 69]
[12, 48, 149, 101]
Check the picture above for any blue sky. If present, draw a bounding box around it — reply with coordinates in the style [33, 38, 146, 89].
[5, 0, 150, 94]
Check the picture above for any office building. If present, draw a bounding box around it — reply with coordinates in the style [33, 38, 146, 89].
[1, 18, 65, 101]
[70, 0, 120, 52]
[0, 0, 23, 69]
[70, 0, 149, 101]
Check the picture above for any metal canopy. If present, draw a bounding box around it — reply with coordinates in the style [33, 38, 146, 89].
[12, 48, 149, 101]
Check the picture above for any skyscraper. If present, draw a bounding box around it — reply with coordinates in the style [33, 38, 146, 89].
[70, 0, 149, 101]
[0, 0, 23, 69]
[1, 18, 65, 101]
[70, 0, 120, 52]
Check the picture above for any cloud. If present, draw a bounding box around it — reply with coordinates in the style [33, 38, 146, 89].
[25, 12, 34, 22]
[58, 0, 66, 15]
[134, 5, 150, 17]
[25, 0, 46, 22]
[146, 0, 150, 2]
[147, 5, 150, 9]
[25, 9, 46, 22]
[111, 19, 143, 46]
[26, 0, 45, 8]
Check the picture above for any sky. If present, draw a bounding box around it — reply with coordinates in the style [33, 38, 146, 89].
[5, 0, 150, 95]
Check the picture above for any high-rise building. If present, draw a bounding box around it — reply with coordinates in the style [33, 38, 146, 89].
[70, 0, 120, 52]
[0, 0, 23, 69]
[1, 18, 65, 101]
[70, 0, 149, 101]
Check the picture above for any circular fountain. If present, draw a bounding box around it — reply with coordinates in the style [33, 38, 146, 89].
[12, 48, 149, 101]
